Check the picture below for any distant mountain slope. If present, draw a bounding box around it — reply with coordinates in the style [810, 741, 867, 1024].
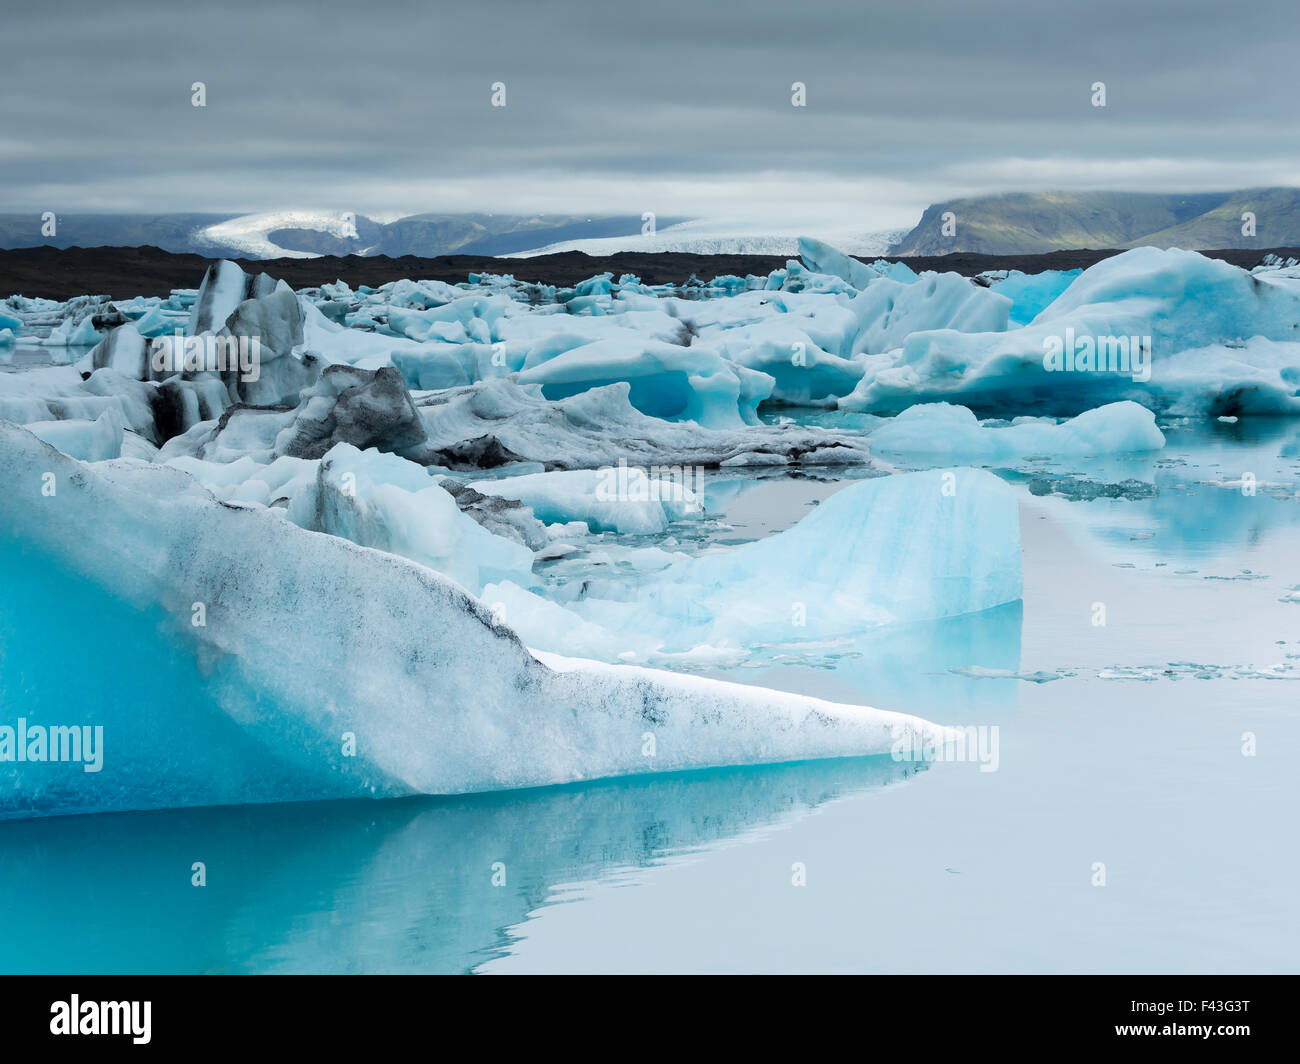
[510, 220, 907, 259]
[0, 214, 238, 255]
[1131, 188, 1300, 249]
[889, 189, 1300, 255]
[0, 212, 664, 260]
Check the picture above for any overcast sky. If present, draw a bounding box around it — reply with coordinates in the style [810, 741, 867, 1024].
[4, 0, 1298, 232]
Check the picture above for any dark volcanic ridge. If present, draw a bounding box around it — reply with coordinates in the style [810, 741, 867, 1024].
[4, 243, 1300, 301]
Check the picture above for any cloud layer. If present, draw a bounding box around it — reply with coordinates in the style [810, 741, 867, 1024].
[5, 0, 1298, 229]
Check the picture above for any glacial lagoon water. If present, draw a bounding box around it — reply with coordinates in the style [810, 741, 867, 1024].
[1, 417, 1297, 973]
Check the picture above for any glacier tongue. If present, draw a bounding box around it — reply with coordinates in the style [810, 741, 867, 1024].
[0, 421, 953, 819]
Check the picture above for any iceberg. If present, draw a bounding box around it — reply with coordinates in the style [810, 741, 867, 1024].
[868, 401, 1166, 459]
[412, 378, 871, 470]
[705, 324, 865, 404]
[628, 466, 1022, 646]
[24, 408, 126, 463]
[517, 337, 773, 429]
[991, 268, 1082, 326]
[499, 467, 1023, 657]
[798, 237, 901, 289]
[310, 444, 535, 593]
[0, 422, 953, 819]
[849, 271, 1012, 355]
[189, 259, 278, 335]
[468, 466, 703, 535]
[163, 365, 428, 464]
[841, 248, 1300, 415]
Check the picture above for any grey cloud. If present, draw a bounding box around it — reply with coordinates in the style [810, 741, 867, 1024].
[3, 0, 1297, 221]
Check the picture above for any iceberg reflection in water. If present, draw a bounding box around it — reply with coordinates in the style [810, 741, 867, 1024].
[0, 754, 930, 974]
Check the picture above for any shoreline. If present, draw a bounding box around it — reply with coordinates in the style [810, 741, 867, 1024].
[4, 243, 1299, 301]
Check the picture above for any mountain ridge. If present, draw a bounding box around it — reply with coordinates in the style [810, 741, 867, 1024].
[0, 211, 683, 261]
[889, 188, 1300, 255]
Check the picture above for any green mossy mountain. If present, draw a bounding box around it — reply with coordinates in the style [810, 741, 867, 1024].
[890, 189, 1300, 255]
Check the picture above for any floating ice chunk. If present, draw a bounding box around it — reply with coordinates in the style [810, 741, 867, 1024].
[707, 324, 864, 404]
[298, 295, 431, 370]
[391, 343, 515, 390]
[24, 408, 125, 462]
[869, 401, 1166, 459]
[131, 305, 182, 339]
[310, 444, 535, 593]
[517, 337, 773, 429]
[0, 367, 103, 424]
[1140, 338, 1300, 418]
[162, 453, 319, 509]
[850, 272, 1012, 355]
[797, 239, 918, 288]
[949, 665, 1063, 683]
[276, 365, 428, 459]
[0, 366, 156, 438]
[162, 445, 535, 597]
[413, 378, 870, 470]
[502, 309, 691, 369]
[41, 314, 102, 348]
[189, 259, 278, 334]
[215, 285, 320, 405]
[0, 422, 952, 818]
[991, 269, 1081, 326]
[176, 365, 429, 464]
[651, 466, 1020, 641]
[560, 467, 1022, 653]
[797, 237, 891, 290]
[388, 292, 510, 338]
[79, 323, 153, 379]
[437, 479, 551, 549]
[842, 248, 1300, 415]
[469, 466, 703, 535]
